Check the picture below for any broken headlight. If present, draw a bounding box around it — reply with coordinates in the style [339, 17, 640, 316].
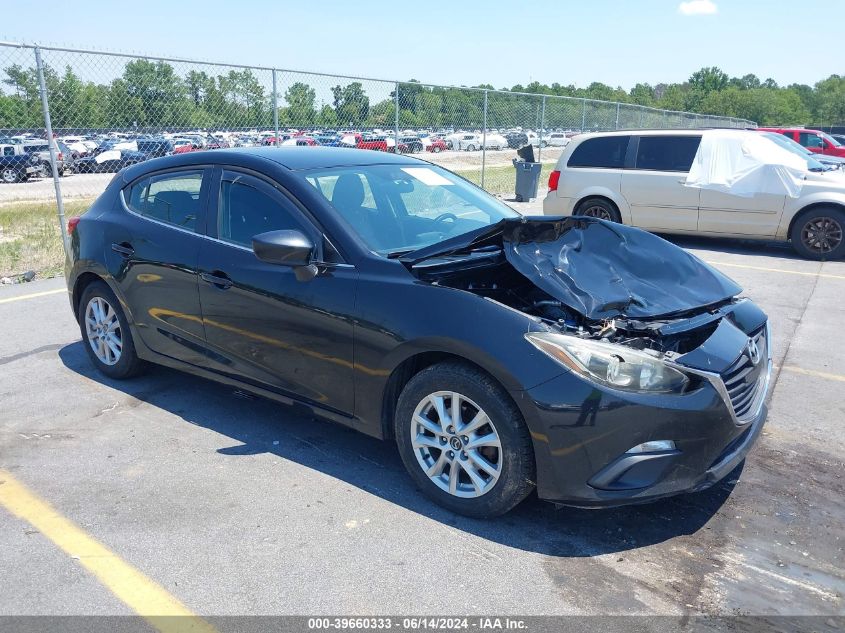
[525, 332, 689, 393]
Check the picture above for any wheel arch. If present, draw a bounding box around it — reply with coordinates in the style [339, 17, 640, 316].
[72, 271, 106, 320]
[379, 349, 524, 441]
[786, 201, 845, 242]
[71, 269, 135, 326]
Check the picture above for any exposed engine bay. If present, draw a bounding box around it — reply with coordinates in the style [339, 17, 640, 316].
[401, 216, 759, 357]
[416, 254, 730, 355]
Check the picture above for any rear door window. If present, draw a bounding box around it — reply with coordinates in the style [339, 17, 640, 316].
[125, 170, 205, 232]
[567, 136, 630, 169]
[634, 135, 701, 172]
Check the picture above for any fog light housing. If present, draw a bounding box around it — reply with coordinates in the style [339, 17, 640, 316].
[626, 440, 676, 454]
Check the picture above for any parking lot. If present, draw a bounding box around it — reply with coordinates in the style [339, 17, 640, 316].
[0, 231, 843, 623]
[0, 146, 565, 204]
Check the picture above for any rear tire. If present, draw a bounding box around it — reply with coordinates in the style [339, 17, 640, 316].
[78, 281, 146, 380]
[394, 362, 535, 518]
[790, 207, 845, 260]
[576, 197, 622, 223]
[466, 144, 476, 152]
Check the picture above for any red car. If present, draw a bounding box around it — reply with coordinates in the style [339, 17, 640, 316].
[171, 140, 196, 154]
[282, 136, 319, 147]
[262, 135, 291, 146]
[426, 138, 448, 153]
[340, 133, 407, 153]
[758, 127, 845, 158]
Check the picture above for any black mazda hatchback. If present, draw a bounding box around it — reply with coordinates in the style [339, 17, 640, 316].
[65, 147, 772, 517]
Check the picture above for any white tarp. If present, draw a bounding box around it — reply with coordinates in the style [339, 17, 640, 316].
[95, 150, 121, 164]
[685, 129, 808, 198]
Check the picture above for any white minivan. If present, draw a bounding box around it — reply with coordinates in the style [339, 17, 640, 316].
[542, 129, 845, 259]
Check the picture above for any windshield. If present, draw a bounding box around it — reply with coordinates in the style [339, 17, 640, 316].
[303, 163, 519, 255]
[762, 132, 827, 171]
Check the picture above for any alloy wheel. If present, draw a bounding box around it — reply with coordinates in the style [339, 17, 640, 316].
[2, 168, 17, 183]
[410, 391, 502, 498]
[582, 204, 613, 220]
[801, 216, 843, 254]
[84, 296, 122, 366]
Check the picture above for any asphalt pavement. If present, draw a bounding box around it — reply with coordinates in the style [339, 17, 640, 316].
[0, 235, 843, 622]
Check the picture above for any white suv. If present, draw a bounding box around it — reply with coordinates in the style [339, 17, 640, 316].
[542, 129, 845, 259]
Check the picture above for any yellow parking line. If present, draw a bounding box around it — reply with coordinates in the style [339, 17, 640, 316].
[0, 288, 66, 304]
[780, 365, 845, 383]
[0, 470, 217, 633]
[704, 261, 845, 280]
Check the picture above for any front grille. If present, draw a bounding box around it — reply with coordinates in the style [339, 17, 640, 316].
[721, 326, 768, 422]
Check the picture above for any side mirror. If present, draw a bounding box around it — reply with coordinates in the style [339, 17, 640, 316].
[252, 230, 318, 281]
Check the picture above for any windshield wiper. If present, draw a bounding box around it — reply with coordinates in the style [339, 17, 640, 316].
[386, 249, 415, 259]
[398, 220, 511, 266]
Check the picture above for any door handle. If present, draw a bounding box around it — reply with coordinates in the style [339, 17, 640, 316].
[111, 242, 134, 257]
[200, 271, 233, 289]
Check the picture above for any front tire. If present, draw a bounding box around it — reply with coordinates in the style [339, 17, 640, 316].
[790, 208, 845, 260]
[394, 362, 535, 518]
[1, 167, 22, 183]
[78, 281, 146, 379]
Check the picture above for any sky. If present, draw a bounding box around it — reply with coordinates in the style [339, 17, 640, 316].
[3, 0, 843, 91]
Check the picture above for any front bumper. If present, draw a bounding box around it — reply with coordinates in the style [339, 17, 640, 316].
[519, 318, 772, 508]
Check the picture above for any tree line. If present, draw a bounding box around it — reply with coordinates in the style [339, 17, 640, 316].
[1, 59, 842, 132]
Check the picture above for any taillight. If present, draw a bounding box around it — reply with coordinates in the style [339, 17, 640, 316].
[67, 216, 81, 235]
[57, 152, 63, 161]
[548, 170, 561, 192]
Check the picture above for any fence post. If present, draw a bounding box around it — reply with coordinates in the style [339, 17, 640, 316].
[34, 46, 68, 256]
[273, 68, 279, 147]
[272, 69, 280, 146]
[481, 89, 488, 189]
[538, 95, 546, 163]
[615, 102, 620, 130]
[394, 82, 400, 156]
[581, 99, 586, 132]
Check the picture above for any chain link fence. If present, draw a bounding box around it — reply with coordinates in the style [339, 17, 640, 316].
[0, 41, 754, 280]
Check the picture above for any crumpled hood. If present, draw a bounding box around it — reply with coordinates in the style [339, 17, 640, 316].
[503, 217, 742, 320]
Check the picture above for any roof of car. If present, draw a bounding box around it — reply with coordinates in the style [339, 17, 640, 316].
[236, 147, 425, 168]
[569, 128, 771, 142]
[575, 128, 710, 138]
[758, 127, 824, 134]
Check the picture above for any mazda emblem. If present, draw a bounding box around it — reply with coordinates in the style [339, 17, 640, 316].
[747, 339, 761, 366]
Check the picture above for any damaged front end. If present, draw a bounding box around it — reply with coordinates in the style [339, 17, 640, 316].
[402, 216, 772, 504]
[401, 216, 759, 356]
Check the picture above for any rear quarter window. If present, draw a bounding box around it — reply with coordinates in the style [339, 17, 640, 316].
[567, 136, 630, 169]
[125, 170, 204, 232]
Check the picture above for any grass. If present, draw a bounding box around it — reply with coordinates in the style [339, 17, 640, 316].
[0, 200, 92, 280]
[454, 162, 556, 196]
